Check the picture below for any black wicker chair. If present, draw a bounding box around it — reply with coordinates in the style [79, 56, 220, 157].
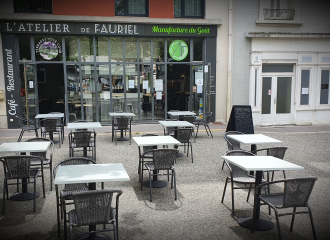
[25, 137, 54, 191]
[221, 150, 264, 217]
[182, 115, 197, 142]
[53, 157, 96, 239]
[252, 147, 288, 181]
[253, 177, 317, 240]
[66, 189, 123, 240]
[41, 118, 63, 148]
[168, 127, 194, 163]
[15, 116, 39, 142]
[113, 117, 131, 146]
[193, 112, 213, 139]
[222, 131, 244, 169]
[50, 112, 65, 140]
[68, 131, 96, 161]
[138, 134, 158, 182]
[1, 155, 44, 213]
[143, 149, 178, 202]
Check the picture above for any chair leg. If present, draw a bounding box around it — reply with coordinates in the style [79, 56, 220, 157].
[56, 190, 61, 238]
[221, 160, 225, 170]
[207, 125, 213, 138]
[247, 184, 252, 202]
[173, 170, 177, 200]
[18, 129, 24, 142]
[221, 178, 228, 203]
[33, 177, 37, 212]
[2, 179, 6, 214]
[230, 180, 235, 216]
[49, 163, 53, 191]
[190, 142, 193, 163]
[41, 169, 45, 198]
[149, 171, 153, 202]
[204, 125, 209, 136]
[274, 208, 283, 240]
[195, 125, 199, 138]
[306, 205, 317, 240]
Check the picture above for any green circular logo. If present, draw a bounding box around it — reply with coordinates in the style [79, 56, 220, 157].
[169, 40, 188, 61]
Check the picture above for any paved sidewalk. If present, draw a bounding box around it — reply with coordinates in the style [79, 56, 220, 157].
[0, 123, 329, 240]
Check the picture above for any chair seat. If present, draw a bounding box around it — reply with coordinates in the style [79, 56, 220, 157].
[70, 141, 94, 148]
[259, 193, 284, 207]
[5, 169, 39, 180]
[145, 162, 174, 171]
[68, 207, 115, 227]
[30, 158, 51, 165]
[60, 184, 90, 199]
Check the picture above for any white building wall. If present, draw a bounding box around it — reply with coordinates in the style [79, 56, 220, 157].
[233, 0, 330, 126]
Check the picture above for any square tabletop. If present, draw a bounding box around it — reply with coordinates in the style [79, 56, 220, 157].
[221, 155, 304, 171]
[159, 120, 195, 128]
[167, 111, 196, 116]
[227, 134, 282, 145]
[109, 112, 136, 117]
[54, 163, 130, 185]
[0, 142, 51, 153]
[35, 113, 64, 119]
[133, 135, 181, 147]
[67, 122, 102, 129]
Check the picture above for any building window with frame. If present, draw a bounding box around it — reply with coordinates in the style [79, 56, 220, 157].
[14, 0, 52, 14]
[320, 69, 329, 105]
[174, 0, 205, 18]
[115, 0, 149, 17]
[300, 69, 310, 105]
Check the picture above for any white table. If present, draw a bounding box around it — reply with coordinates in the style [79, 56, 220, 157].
[67, 122, 102, 130]
[227, 134, 282, 145]
[54, 163, 129, 239]
[35, 113, 64, 119]
[133, 136, 181, 188]
[0, 141, 51, 201]
[221, 155, 304, 231]
[167, 111, 196, 116]
[159, 121, 195, 157]
[36, 113, 65, 142]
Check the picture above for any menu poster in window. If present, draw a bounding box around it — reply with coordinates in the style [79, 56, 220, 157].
[128, 80, 134, 89]
[195, 72, 203, 85]
[197, 84, 203, 93]
[103, 91, 110, 100]
[143, 80, 148, 89]
[156, 91, 162, 100]
[155, 79, 163, 91]
[226, 105, 254, 134]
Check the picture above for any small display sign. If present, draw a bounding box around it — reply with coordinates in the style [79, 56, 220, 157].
[169, 40, 188, 61]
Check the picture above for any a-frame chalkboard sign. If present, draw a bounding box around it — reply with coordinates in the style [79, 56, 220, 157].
[226, 105, 254, 134]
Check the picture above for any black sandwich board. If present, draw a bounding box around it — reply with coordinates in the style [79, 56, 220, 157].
[226, 105, 254, 134]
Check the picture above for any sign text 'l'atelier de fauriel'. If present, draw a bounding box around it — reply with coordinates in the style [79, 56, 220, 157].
[3, 22, 141, 35]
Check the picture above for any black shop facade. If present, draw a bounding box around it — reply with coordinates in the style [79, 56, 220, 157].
[0, 21, 217, 128]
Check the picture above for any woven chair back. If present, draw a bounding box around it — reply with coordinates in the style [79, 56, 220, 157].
[224, 150, 255, 179]
[1, 156, 36, 179]
[182, 116, 195, 124]
[266, 147, 287, 159]
[152, 149, 178, 170]
[175, 128, 193, 143]
[116, 117, 130, 130]
[224, 131, 244, 151]
[282, 177, 317, 208]
[72, 131, 92, 148]
[43, 118, 58, 132]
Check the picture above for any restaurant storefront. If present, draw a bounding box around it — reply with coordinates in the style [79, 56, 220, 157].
[1, 21, 217, 128]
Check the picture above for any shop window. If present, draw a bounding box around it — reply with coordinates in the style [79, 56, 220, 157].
[125, 38, 137, 62]
[174, 0, 205, 18]
[300, 70, 310, 105]
[96, 37, 109, 62]
[139, 38, 151, 62]
[193, 38, 203, 61]
[115, 0, 149, 17]
[320, 70, 329, 104]
[65, 36, 79, 62]
[153, 38, 164, 62]
[257, 0, 302, 25]
[80, 37, 94, 62]
[14, 0, 52, 13]
[262, 64, 294, 72]
[110, 37, 123, 62]
[18, 35, 31, 61]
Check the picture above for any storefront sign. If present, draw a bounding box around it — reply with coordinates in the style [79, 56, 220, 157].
[36, 38, 62, 60]
[1, 21, 217, 37]
[2, 34, 20, 128]
[169, 40, 188, 61]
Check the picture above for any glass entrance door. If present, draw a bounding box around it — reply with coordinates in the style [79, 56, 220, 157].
[19, 63, 38, 121]
[190, 63, 211, 116]
[261, 76, 293, 124]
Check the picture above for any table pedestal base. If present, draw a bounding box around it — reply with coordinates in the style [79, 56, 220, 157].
[176, 153, 184, 157]
[143, 180, 167, 188]
[10, 192, 40, 201]
[238, 217, 274, 230]
[117, 138, 129, 141]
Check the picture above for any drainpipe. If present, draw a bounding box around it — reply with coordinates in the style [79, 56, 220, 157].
[227, 0, 233, 121]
